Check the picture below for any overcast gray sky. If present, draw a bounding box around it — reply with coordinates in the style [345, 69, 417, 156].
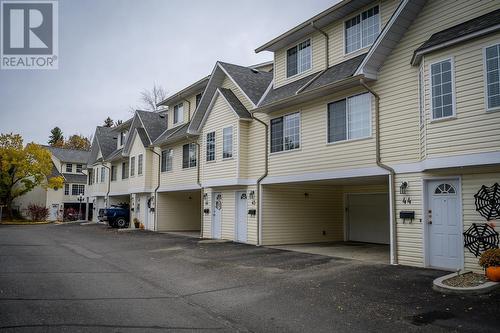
[0, 0, 335, 145]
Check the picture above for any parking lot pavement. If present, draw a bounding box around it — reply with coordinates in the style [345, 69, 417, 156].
[0, 223, 499, 332]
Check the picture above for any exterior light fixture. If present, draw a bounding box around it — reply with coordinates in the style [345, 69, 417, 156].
[400, 182, 408, 194]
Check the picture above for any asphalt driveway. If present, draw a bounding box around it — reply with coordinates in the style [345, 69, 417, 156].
[0, 223, 498, 332]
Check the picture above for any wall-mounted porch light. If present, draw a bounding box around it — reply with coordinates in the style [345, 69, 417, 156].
[400, 182, 408, 195]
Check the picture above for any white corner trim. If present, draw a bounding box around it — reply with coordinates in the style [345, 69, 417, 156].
[261, 166, 389, 185]
[202, 178, 258, 188]
[256, 80, 274, 108]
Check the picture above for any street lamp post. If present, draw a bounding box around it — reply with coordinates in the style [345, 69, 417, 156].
[77, 194, 85, 221]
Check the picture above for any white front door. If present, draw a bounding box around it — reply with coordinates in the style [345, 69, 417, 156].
[236, 191, 247, 243]
[427, 180, 461, 270]
[212, 192, 222, 239]
[49, 204, 59, 221]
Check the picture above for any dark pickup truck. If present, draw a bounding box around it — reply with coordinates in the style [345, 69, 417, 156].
[102, 205, 130, 228]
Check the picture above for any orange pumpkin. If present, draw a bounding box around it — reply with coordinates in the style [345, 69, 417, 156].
[486, 266, 500, 282]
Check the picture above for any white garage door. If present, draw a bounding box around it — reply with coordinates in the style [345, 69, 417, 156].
[347, 193, 389, 244]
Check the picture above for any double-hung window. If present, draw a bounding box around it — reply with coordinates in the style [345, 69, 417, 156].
[223, 127, 233, 159]
[270, 113, 300, 153]
[100, 167, 105, 183]
[206, 132, 215, 162]
[111, 165, 117, 181]
[161, 149, 173, 172]
[174, 103, 184, 124]
[286, 39, 311, 77]
[430, 59, 454, 119]
[64, 183, 70, 195]
[130, 156, 135, 176]
[485, 43, 500, 111]
[328, 93, 371, 143]
[88, 169, 93, 185]
[76, 164, 83, 173]
[66, 164, 72, 173]
[137, 154, 143, 176]
[71, 184, 85, 196]
[345, 6, 379, 54]
[122, 162, 129, 179]
[182, 143, 197, 169]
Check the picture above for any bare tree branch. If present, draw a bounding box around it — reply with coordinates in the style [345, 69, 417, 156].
[139, 83, 168, 111]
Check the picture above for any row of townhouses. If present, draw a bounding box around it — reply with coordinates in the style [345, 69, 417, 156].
[84, 0, 500, 273]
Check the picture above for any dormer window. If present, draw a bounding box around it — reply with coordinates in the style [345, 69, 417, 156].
[174, 103, 184, 125]
[286, 39, 311, 78]
[66, 163, 72, 173]
[345, 5, 379, 54]
[195, 93, 202, 108]
[76, 164, 83, 173]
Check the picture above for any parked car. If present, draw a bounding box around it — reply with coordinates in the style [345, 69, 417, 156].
[102, 205, 130, 228]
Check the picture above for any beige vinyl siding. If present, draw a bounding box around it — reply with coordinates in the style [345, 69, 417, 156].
[272, 0, 398, 89]
[258, 86, 377, 177]
[274, 32, 326, 89]
[394, 173, 424, 267]
[200, 93, 239, 182]
[327, 0, 399, 67]
[88, 164, 108, 195]
[261, 184, 344, 245]
[221, 76, 254, 110]
[241, 115, 267, 180]
[374, 0, 500, 164]
[156, 191, 201, 231]
[128, 133, 156, 192]
[261, 183, 388, 245]
[109, 161, 130, 195]
[166, 93, 199, 128]
[424, 34, 500, 158]
[201, 186, 257, 243]
[159, 138, 199, 188]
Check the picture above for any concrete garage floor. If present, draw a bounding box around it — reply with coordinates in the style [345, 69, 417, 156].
[270, 241, 390, 264]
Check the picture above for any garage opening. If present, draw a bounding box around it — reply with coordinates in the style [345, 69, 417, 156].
[262, 176, 390, 264]
[157, 190, 201, 232]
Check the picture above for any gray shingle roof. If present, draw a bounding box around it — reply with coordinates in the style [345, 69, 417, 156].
[152, 126, 184, 146]
[414, 9, 500, 56]
[105, 148, 123, 162]
[162, 123, 190, 144]
[136, 127, 151, 146]
[218, 88, 252, 119]
[137, 110, 168, 143]
[258, 54, 366, 108]
[62, 173, 87, 184]
[218, 62, 273, 105]
[49, 162, 62, 178]
[42, 145, 90, 164]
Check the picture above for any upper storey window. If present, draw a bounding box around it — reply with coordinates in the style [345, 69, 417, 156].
[195, 93, 202, 108]
[345, 5, 379, 54]
[174, 103, 184, 125]
[66, 163, 72, 173]
[485, 43, 500, 111]
[119, 131, 127, 146]
[430, 59, 455, 120]
[287, 39, 311, 78]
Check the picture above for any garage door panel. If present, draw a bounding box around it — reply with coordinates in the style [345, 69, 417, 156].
[348, 194, 389, 244]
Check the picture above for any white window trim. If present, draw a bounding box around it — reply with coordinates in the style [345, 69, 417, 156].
[483, 41, 500, 113]
[285, 38, 313, 79]
[173, 103, 184, 125]
[206, 131, 216, 163]
[343, 3, 382, 56]
[182, 143, 197, 169]
[130, 156, 135, 178]
[429, 57, 457, 122]
[137, 154, 143, 176]
[269, 111, 302, 155]
[325, 92, 373, 145]
[222, 126, 234, 160]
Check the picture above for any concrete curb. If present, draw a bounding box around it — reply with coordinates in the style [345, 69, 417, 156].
[433, 272, 499, 295]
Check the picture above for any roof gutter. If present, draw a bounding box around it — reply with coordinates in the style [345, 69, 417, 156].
[150, 148, 161, 232]
[359, 78, 397, 265]
[193, 141, 203, 239]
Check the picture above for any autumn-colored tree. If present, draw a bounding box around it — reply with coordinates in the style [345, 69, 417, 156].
[48, 127, 64, 147]
[0, 133, 64, 219]
[64, 134, 90, 150]
[103, 117, 114, 127]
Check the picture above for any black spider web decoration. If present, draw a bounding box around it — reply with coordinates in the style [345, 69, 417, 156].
[474, 183, 500, 220]
[463, 223, 499, 257]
